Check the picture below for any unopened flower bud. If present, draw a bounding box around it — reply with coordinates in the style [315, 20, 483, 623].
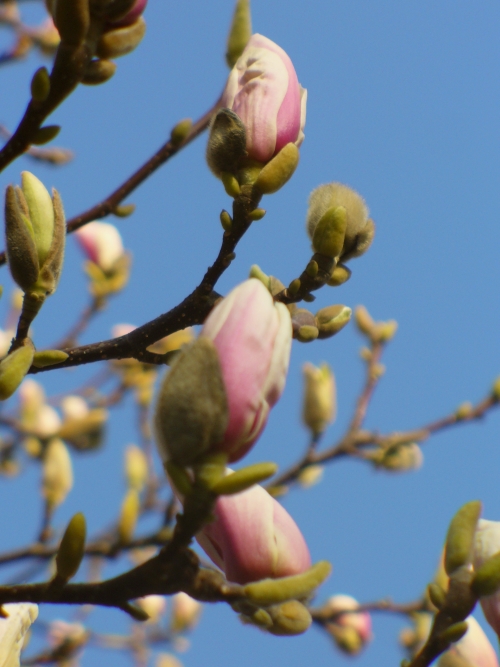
[135, 595, 166, 624]
[243, 561, 331, 605]
[125, 444, 148, 492]
[96, 17, 146, 59]
[327, 263, 351, 286]
[118, 488, 140, 543]
[265, 600, 312, 636]
[445, 500, 482, 576]
[55, 512, 86, 582]
[82, 58, 117, 85]
[0, 341, 35, 400]
[324, 595, 372, 655]
[5, 173, 65, 297]
[375, 442, 423, 473]
[354, 305, 376, 336]
[315, 305, 352, 339]
[42, 438, 73, 509]
[253, 143, 300, 195]
[306, 183, 374, 263]
[225, 0, 251, 67]
[302, 363, 336, 436]
[297, 464, 324, 488]
[170, 593, 202, 633]
[206, 108, 247, 178]
[473, 519, 500, 637]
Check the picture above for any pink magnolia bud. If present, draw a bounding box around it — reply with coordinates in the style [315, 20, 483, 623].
[221, 34, 307, 163]
[197, 480, 311, 584]
[446, 616, 499, 667]
[201, 278, 292, 462]
[108, 0, 147, 27]
[325, 594, 372, 653]
[74, 221, 124, 272]
[473, 519, 500, 637]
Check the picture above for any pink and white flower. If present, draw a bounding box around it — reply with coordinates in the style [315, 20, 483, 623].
[201, 278, 292, 462]
[221, 34, 306, 163]
[74, 221, 124, 273]
[197, 480, 311, 584]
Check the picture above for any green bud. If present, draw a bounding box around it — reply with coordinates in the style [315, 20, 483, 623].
[444, 500, 482, 575]
[491, 376, 500, 401]
[220, 209, 233, 232]
[243, 561, 332, 606]
[54, 0, 89, 46]
[305, 260, 318, 278]
[266, 601, 312, 636]
[118, 488, 140, 543]
[0, 341, 34, 400]
[154, 339, 229, 466]
[5, 186, 40, 292]
[55, 512, 86, 582]
[210, 462, 278, 495]
[30, 67, 50, 103]
[243, 608, 272, 629]
[439, 621, 468, 645]
[31, 125, 61, 146]
[165, 461, 193, 498]
[311, 206, 347, 258]
[221, 172, 241, 198]
[97, 17, 147, 59]
[472, 551, 500, 597]
[315, 305, 352, 339]
[253, 143, 299, 195]
[206, 109, 247, 177]
[36, 188, 66, 296]
[249, 264, 270, 289]
[81, 58, 117, 85]
[302, 363, 335, 436]
[427, 582, 447, 610]
[288, 279, 301, 295]
[302, 293, 316, 303]
[114, 203, 136, 218]
[170, 118, 193, 146]
[32, 349, 69, 368]
[21, 172, 54, 265]
[327, 263, 351, 286]
[226, 0, 252, 68]
[455, 402, 473, 421]
[354, 305, 375, 336]
[248, 208, 266, 221]
[296, 325, 319, 343]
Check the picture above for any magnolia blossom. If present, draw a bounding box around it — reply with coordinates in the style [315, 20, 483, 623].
[197, 480, 311, 584]
[221, 34, 306, 163]
[446, 616, 499, 667]
[74, 221, 124, 272]
[0, 603, 38, 667]
[325, 595, 372, 653]
[473, 519, 500, 636]
[201, 278, 292, 462]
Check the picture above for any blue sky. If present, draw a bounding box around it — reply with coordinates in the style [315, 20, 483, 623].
[1, 2, 500, 666]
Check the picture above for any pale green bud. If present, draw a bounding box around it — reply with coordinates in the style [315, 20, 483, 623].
[296, 325, 319, 343]
[376, 442, 423, 472]
[327, 263, 351, 286]
[96, 17, 146, 59]
[226, 0, 252, 67]
[221, 172, 241, 198]
[243, 561, 332, 606]
[32, 349, 69, 368]
[30, 67, 50, 103]
[427, 583, 447, 610]
[81, 58, 117, 85]
[170, 118, 193, 146]
[444, 500, 482, 575]
[306, 183, 374, 262]
[42, 438, 73, 509]
[354, 305, 376, 336]
[124, 444, 148, 492]
[315, 305, 352, 339]
[55, 512, 86, 582]
[302, 363, 336, 435]
[249, 264, 270, 290]
[266, 601, 312, 636]
[253, 143, 299, 194]
[248, 208, 266, 221]
[118, 488, 140, 543]
[310, 206, 347, 258]
[471, 551, 500, 597]
[210, 462, 278, 495]
[21, 172, 54, 264]
[0, 341, 35, 400]
[31, 125, 61, 146]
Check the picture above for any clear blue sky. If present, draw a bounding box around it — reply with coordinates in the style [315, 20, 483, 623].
[1, 2, 500, 666]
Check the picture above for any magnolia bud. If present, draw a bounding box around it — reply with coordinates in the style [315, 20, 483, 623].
[243, 561, 331, 606]
[265, 601, 312, 636]
[82, 58, 117, 85]
[42, 438, 73, 509]
[225, 0, 251, 67]
[170, 593, 202, 633]
[253, 143, 299, 195]
[302, 362, 336, 435]
[55, 512, 86, 582]
[444, 500, 482, 575]
[0, 341, 35, 400]
[96, 16, 146, 59]
[376, 442, 423, 473]
[306, 183, 374, 262]
[118, 489, 140, 543]
[315, 305, 352, 339]
[124, 444, 148, 492]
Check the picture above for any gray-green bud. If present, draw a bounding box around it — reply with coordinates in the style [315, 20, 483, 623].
[225, 0, 252, 68]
